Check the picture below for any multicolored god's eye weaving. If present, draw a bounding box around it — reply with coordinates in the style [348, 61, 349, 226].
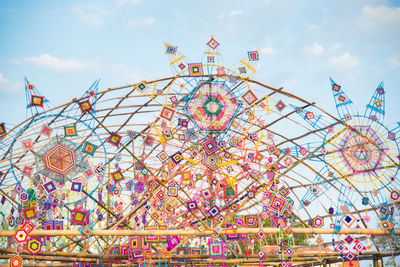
[0, 37, 398, 267]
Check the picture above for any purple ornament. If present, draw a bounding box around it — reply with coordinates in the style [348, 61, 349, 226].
[135, 182, 145, 193]
[166, 235, 180, 251]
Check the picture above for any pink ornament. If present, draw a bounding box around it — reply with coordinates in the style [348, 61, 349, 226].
[363, 215, 371, 223]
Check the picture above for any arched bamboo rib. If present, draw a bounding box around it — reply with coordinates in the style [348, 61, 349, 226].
[247, 78, 339, 122]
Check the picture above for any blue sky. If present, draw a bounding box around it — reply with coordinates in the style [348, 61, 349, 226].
[0, 0, 399, 127]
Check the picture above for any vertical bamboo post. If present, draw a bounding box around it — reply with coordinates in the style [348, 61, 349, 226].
[373, 255, 378, 267]
[389, 239, 397, 267]
[107, 157, 111, 244]
[132, 135, 137, 186]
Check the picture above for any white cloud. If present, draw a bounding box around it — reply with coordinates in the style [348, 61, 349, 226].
[116, 0, 140, 8]
[331, 43, 343, 51]
[217, 10, 243, 20]
[13, 54, 129, 73]
[387, 54, 400, 68]
[303, 43, 323, 56]
[329, 52, 359, 69]
[71, 4, 109, 26]
[362, 5, 400, 24]
[0, 73, 22, 92]
[229, 10, 243, 16]
[21, 54, 96, 72]
[10, 58, 21, 64]
[308, 24, 318, 30]
[260, 43, 275, 56]
[128, 17, 155, 28]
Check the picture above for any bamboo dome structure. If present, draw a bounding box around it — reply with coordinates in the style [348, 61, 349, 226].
[0, 37, 399, 267]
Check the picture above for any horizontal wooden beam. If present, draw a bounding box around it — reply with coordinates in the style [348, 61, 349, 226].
[0, 227, 397, 236]
[1, 248, 396, 260]
[0, 265, 73, 267]
[0, 254, 95, 263]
